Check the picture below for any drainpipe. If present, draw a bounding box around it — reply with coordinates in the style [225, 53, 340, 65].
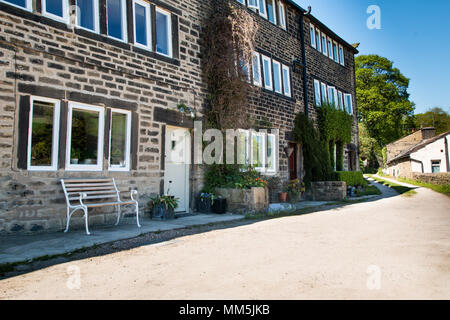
[300, 8, 311, 118]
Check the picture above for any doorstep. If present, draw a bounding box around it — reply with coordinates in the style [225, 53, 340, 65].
[0, 213, 244, 265]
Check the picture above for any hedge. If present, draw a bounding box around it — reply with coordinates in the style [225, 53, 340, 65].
[335, 171, 367, 187]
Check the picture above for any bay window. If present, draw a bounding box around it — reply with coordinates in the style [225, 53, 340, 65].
[272, 60, 282, 94]
[107, 0, 127, 42]
[267, 134, 276, 173]
[262, 55, 273, 90]
[66, 102, 105, 171]
[133, 0, 151, 49]
[109, 109, 131, 171]
[1, 0, 32, 11]
[251, 131, 265, 171]
[155, 7, 172, 57]
[282, 64, 291, 97]
[42, 0, 69, 23]
[252, 52, 262, 87]
[27, 97, 60, 171]
[237, 130, 250, 166]
[76, 0, 99, 33]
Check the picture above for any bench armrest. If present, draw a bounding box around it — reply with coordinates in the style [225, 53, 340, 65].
[79, 193, 88, 206]
[130, 190, 138, 202]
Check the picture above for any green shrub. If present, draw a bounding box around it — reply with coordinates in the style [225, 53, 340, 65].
[336, 171, 367, 187]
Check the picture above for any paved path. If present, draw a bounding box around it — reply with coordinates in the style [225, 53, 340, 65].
[1, 181, 449, 299]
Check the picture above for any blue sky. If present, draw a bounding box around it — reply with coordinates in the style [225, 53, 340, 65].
[293, 0, 450, 115]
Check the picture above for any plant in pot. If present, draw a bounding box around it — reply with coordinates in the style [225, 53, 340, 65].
[267, 176, 282, 203]
[149, 194, 179, 220]
[278, 181, 288, 203]
[70, 148, 81, 164]
[287, 179, 306, 203]
[211, 195, 227, 214]
[197, 191, 215, 213]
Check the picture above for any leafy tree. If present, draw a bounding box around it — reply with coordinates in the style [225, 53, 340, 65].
[414, 107, 450, 134]
[358, 123, 382, 170]
[356, 55, 415, 147]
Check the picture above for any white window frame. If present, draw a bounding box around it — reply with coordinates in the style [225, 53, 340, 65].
[258, 0, 267, 19]
[282, 64, 291, 97]
[339, 45, 345, 66]
[315, 28, 321, 52]
[327, 85, 336, 106]
[155, 7, 173, 58]
[247, 0, 258, 10]
[266, 133, 276, 173]
[251, 131, 266, 172]
[272, 60, 282, 94]
[344, 93, 353, 114]
[327, 37, 333, 59]
[252, 51, 262, 87]
[75, 0, 100, 33]
[106, 0, 128, 43]
[109, 108, 132, 171]
[236, 0, 245, 5]
[66, 102, 105, 172]
[266, 0, 277, 24]
[313, 79, 321, 106]
[320, 82, 328, 104]
[338, 90, 344, 110]
[132, 0, 152, 50]
[309, 24, 316, 48]
[42, 0, 70, 24]
[321, 32, 328, 56]
[27, 96, 61, 171]
[278, 1, 286, 30]
[0, 0, 32, 11]
[333, 41, 339, 63]
[262, 55, 273, 91]
[237, 129, 250, 166]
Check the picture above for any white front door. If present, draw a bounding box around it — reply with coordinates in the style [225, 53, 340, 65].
[164, 126, 190, 213]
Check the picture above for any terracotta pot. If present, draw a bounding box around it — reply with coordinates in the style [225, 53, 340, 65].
[278, 192, 288, 203]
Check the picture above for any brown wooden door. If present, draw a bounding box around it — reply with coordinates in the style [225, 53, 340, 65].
[288, 143, 297, 180]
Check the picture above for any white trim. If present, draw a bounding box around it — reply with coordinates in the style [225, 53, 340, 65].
[0, 0, 32, 11]
[27, 96, 60, 171]
[133, 0, 152, 50]
[272, 60, 282, 94]
[108, 108, 132, 172]
[327, 37, 333, 59]
[266, 0, 277, 24]
[247, 0, 258, 10]
[66, 102, 105, 172]
[333, 41, 339, 63]
[282, 64, 291, 97]
[327, 85, 336, 106]
[344, 93, 353, 114]
[75, 0, 100, 33]
[237, 129, 250, 166]
[320, 82, 328, 104]
[252, 51, 262, 87]
[315, 27, 321, 52]
[42, 0, 70, 24]
[258, 0, 267, 19]
[106, 0, 128, 43]
[339, 45, 345, 66]
[309, 23, 316, 48]
[266, 133, 276, 173]
[155, 6, 173, 58]
[313, 79, 321, 106]
[278, 1, 286, 30]
[338, 90, 344, 110]
[321, 32, 328, 56]
[251, 131, 266, 172]
[261, 55, 273, 90]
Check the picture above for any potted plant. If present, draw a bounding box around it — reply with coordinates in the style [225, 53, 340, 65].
[278, 181, 288, 203]
[71, 148, 81, 164]
[267, 176, 282, 203]
[211, 196, 227, 214]
[149, 194, 179, 220]
[287, 179, 306, 203]
[197, 191, 215, 213]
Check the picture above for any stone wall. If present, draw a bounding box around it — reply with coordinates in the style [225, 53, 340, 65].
[310, 181, 347, 201]
[410, 173, 450, 185]
[215, 187, 269, 214]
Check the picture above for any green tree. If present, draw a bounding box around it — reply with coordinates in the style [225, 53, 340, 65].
[358, 123, 382, 170]
[414, 107, 450, 134]
[356, 55, 415, 147]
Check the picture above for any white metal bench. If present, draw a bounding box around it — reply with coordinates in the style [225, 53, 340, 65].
[61, 178, 141, 235]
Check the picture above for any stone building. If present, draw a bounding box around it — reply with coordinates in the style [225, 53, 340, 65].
[0, 0, 359, 233]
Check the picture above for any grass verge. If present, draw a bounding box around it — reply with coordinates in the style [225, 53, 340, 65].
[396, 177, 450, 196]
[368, 175, 417, 197]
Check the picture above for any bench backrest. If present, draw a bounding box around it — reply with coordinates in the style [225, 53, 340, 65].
[61, 178, 120, 205]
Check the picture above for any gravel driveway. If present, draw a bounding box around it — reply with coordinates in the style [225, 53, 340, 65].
[1, 181, 449, 299]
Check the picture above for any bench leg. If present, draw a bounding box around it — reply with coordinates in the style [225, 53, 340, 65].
[135, 202, 141, 228]
[83, 206, 91, 235]
[64, 207, 71, 233]
[115, 205, 121, 226]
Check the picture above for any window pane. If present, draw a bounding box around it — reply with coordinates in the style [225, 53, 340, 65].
[110, 113, 128, 167]
[315, 31, 321, 51]
[310, 27, 315, 47]
[30, 101, 54, 167]
[252, 135, 263, 168]
[237, 132, 248, 165]
[107, 0, 124, 40]
[4, 0, 27, 8]
[273, 62, 281, 93]
[267, 0, 275, 23]
[258, 0, 266, 16]
[156, 11, 170, 55]
[263, 58, 271, 89]
[135, 3, 147, 46]
[252, 54, 260, 84]
[282, 67, 290, 96]
[267, 136, 274, 171]
[314, 81, 321, 105]
[70, 109, 99, 165]
[46, 0, 63, 17]
[77, 0, 95, 31]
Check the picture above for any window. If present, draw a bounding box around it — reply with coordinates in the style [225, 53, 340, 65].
[109, 109, 131, 171]
[272, 60, 282, 94]
[27, 97, 60, 171]
[237, 130, 250, 166]
[309, 24, 316, 48]
[155, 7, 172, 57]
[339, 45, 345, 66]
[267, 0, 277, 24]
[42, 0, 69, 23]
[315, 28, 321, 52]
[327, 86, 336, 107]
[133, 0, 151, 49]
[278, 2, 286, 29]
[247, 0, 258, 9]
[76, 0, 99, 33]
[431, 161, 441, 173]
[1, 0, 32, 11]
[258, 0, 267, 19]
[321, 33, 327, 56]
[333, 41, 338, 62]
[282, 65, 291, 97]
[267, 134, 276, 173]
[66, 102, 105, 171]
[107, 0, 127, 42]
[320, 82, 328, 104]
[240, 57, 251, 82]
[338, 91, 344, 110]
[252, 52, 262, 87]
[262, 55, 273, 90]
[313, 79, 321, 106]
[344, 93, 353, 114]
[327, 38, 333, 59]
[251, 131, 265, 171]
[236, 0, 245, 4]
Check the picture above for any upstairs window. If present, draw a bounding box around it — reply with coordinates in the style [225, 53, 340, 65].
[76, 0, 99, 33]
[278, 2, 286, 29]
[133, 0, 151, 49]
[1, 0, 32, 11]
[309, 24, 316, 48]
[28, 97, 60, 171]
[313, 79, 321, 106]
[236, 0, 245, 4]
[262, 55, 273, 90]
[327, 86, 336, 107]
[109, 109, 131, 171]
[107, 0, 127, 42]
[338, 91, 344, 110]
[267, 0, 276, 24]
[333, 41, 339, 62]
[344, 93, 353, 114]
[272, 60, 282, 94]
[252, 52, 262, 87]
[315, 28, 321, 52]
[155, 7, 172, 57]
[339, 45, 345, 66]
[43, 0, 69, 23]
[247, 0, 258, 9]
[327, 38, 333, 59]
[258, 0, 267, 19]
[282, 64, 291, 97]
[321, 33, 327, 56]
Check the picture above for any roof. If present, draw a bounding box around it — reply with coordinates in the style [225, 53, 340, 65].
[387, 131, 450, 164]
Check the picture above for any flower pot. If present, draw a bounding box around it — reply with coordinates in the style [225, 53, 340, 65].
[151, 204, 175, 220]
[212, 198, 227, 214]
[197, 198, 212, 213]
[278, 192, 288, 203]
